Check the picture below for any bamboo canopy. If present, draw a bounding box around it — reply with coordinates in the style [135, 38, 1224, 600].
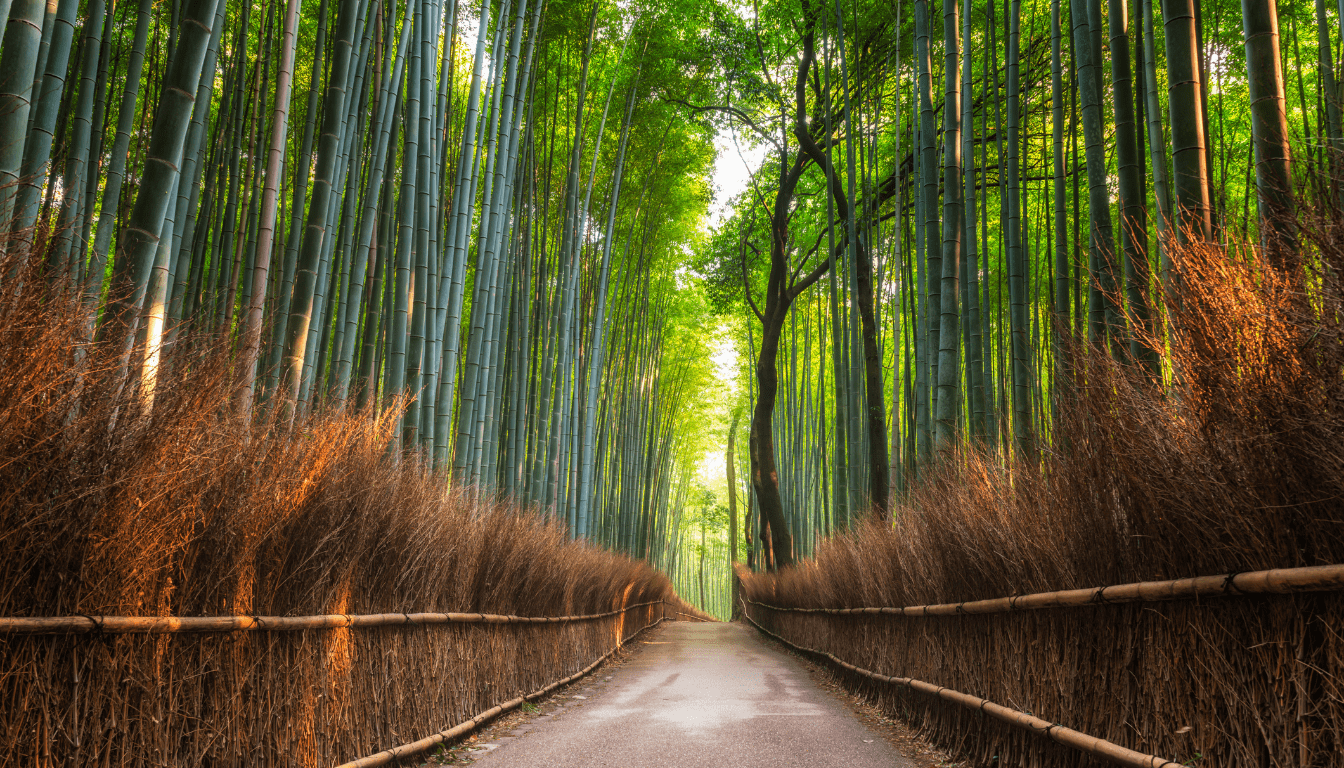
[747, 563, 1344, 616]
[743, 608, 1177, 768]
[0, 600, 666, 635]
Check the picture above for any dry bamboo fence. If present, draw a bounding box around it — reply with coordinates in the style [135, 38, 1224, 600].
[0, 597, 679, 767]
[741, 608, 1177, 768]
[741, 564, 1344, 768]
[336, 614, 667, 768]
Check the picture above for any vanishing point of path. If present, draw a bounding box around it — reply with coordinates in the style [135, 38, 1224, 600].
[470, 622, 918, 768]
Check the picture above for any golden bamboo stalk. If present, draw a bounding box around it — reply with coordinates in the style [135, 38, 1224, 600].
[747, 563, 1344, 616]
[336, 613, 668, 768]
[742, 607, 1178, 768]
[0, 600, 666, 634]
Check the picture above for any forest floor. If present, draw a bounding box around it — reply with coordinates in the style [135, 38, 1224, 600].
[416, 621, 953, 768]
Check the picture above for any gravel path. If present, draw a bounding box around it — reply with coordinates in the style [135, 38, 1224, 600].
[467, 621, 919, 768]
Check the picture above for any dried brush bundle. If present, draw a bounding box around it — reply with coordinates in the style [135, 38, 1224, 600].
[0, 252, 678, 766]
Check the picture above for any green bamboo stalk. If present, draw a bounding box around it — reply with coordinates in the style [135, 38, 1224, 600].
[0, 0, 49, 228]
[13, 0, 78, 234]
[1163, 0, 1213, 244]
[1243, 0, 1297, 270]
[236, 0, 305, 418]
[1141, 0, 1174, 296]
[332, 13, 413, 402]
[83, 0, 153, 306]
[103, 0, 226, 364]
[278, 0, 365, 420]
[1108, 0, 1157, 372]
[934, 0, 962, 453]
[1007, 0, 1033, 457]
[49, 0, 106, 270]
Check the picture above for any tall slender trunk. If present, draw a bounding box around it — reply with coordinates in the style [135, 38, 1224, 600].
[1007, 0, 1034, 457]
[1052, 0, 1069, 391]
[915, 0, 941, 438]
[13, 0, 78, 234]
[0, 0, 46, 227]
[104, 0, 225, 368]
[1108, 0, 1158, 372]
[727, 409, 741, 613]
[1243, 0, 1298, 272]
[1072, 0, 1122, 349]
[934, 0, 963, 454]
[49, 0, 105, 269]
[1317, 0, 1344, 210]
[237, 0, 305, 418]
[1142, 0, 1175, 294]
[1164, 0, 1214, 244]
[278, 0, 363, 420]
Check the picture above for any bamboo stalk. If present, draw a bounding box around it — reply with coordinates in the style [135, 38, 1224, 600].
[742, 608, 1178, 768]
[336, 614, 668, 768]
[746, 563, 1344, 616]
[0, 600, 667, 635]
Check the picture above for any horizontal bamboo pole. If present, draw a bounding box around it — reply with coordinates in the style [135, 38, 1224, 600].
[336, 613, 668, 768]
[0, 600, 666, 635]
[748, 563, 1344, 617]
[741, 606, 1178, 768]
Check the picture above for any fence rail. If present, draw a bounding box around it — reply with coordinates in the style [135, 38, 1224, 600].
[0, 600, 666, 635]
[746, 563, 1344, 617]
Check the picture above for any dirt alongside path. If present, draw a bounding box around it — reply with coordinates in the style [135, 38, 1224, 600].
[424, 621, 938, 768]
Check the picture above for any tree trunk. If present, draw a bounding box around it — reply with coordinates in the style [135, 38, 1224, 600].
[1164, 0, 1214, 244]
[1072, 0, 1122, 348]
[1107, 0, 1159, 373]
[0, 0, 46, 227]
[750, 303, 797, 570]
[1007, 0, 1034, 457]
[1243, 0, 1298, 271]
[236, 0, 304, 418]
[277, 0, 363, 420]
[727, 409, 741, 613]
[935, 0, 963, 454]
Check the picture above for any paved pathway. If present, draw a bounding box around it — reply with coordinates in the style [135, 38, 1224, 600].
[471, 621, 916, 768]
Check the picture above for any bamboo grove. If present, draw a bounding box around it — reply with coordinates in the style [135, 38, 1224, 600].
[0, 0, 732, 562]
[691, 0, 1327, 570]
[0, 0, 1331, 579]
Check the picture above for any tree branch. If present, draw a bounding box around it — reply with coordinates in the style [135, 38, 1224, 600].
[663, 98, 782, 152]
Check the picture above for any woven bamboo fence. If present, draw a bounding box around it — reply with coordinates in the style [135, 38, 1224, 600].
[740, 564, 1344, 768]
[0, 598, 674, 767]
